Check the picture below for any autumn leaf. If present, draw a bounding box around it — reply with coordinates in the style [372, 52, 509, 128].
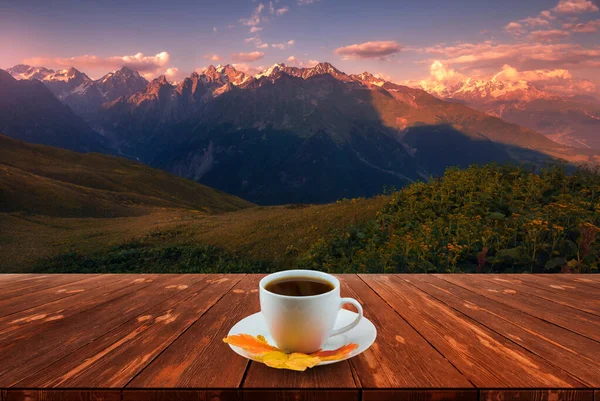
[259, 351, 321, 371]
[311, 343, 359, 361]
[223, 334, 358, 371]
[223, 334, 279, 354]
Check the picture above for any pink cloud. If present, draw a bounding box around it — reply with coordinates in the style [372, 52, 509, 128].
[564, 19, 600, 31]
[529, 29, 571, 41]
[231, 51, 265, 62]
[552, 0, 599, 13]
[276, 6, 289, 15]
[286, 56, 319, 67]
[22, 51, 170, 73]
[205, 54, 221, 62]
[416, 60, 597, 97]
[250, 27, 263, 33]
[231, 63, 266, 75]
[334, 41, 403, 59]
[424, 41, 600, 71]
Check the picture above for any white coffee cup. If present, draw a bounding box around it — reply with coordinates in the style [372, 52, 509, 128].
[259, 269, 363, 354]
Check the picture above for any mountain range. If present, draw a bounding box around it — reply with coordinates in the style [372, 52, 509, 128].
[422, 74, 600, 149]
[3, 62, 599, 204]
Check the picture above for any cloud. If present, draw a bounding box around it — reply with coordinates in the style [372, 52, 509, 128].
[257, 43, 270, 49]
[298, 0, 320, 5]
[286, 56, 319, 67]
[231, 63, 266, 75]
[22, 51, 170, 73]
[205, 54, 221, 62]
[505, 22, 524, 35]
[552, 0, 599, 13]
[539, 10, 556, 20]
[564, 19, 600, 31]
[423, 41, 600, 71]
[213, 27, 217, 32]
[231, 51, 265, 62]
[416, 60, 596, 97]
[270, 40, 295, 50]
[334, 40, 403, 59]
[250, 27, 263, 33]
[269, 1, 275, 14]
[241, 3, 265, 26]
[520, 17, 551, 27]
[276, 6, 289, 15]
[529, 29, 571, 41]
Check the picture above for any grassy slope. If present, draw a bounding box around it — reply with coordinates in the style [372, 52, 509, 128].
[0, 134, 253, 217]
[0, 197, 387, 272]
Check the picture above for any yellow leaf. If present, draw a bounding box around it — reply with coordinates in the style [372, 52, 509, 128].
[224, 334, 358, 371]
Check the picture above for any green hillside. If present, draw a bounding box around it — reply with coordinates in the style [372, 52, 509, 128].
[0, 134, 253, 217]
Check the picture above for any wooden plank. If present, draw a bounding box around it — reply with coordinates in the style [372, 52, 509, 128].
[122, 389, 241, 401]
[479, 275, 600, 316]
[18, 274, 242, 387]
[360, 275, 585, 388]
[437, 275, 600, 343]
[504, 274, 600, 295]
[243, 389, 359, 401]
[0, 275, 158, 344]
[402, 275, 600, 387]
[362, 389, 477, 401]
[128, 275, 263, 388]
[521, 275, 600, 291]
[340, 275, 471, 389]
[4, 390, 120, 401]
[0, 274, 124, 318]
[480, 390, 594, 401]
[0, 274, 202, 387]
[0, 275, 97, 301]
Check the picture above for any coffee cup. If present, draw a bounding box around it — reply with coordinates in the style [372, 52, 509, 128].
[259, 269, 363, 354]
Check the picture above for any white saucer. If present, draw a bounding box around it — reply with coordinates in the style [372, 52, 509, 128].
[226, 309, 377, 366]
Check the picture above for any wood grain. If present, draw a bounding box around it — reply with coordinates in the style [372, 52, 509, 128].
[17, 274, 242, 388]
[0, 275, 96, 301]
[122, 389, 241, 401]
[360, 275, 585, 388]
[436, 275, 600, 343]
[403, 275, 600, 387]
[128, 275, 263, 388]
[4, 390, 120, 401]
[0, 275, 199, 387]
[478, 275, 600, 316]
[480, 390, 594, 401]
[338, 275, 472, 389]
[0, 275, 124, 318]
[0, 274, 158, 344]
[362, 389, 477, 401]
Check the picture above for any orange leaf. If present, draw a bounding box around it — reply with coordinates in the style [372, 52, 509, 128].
[311, 343, 358, 361]
[223, 334, 279, 355]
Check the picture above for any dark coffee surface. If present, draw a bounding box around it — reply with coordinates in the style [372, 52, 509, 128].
[265, 277, 334, 296]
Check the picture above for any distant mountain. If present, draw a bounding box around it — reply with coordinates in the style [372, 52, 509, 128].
[0, 69, 108, 152]
[0, 134, 253, 217]
[422, 75, 600, 149]
[95, 66, 148, 102]
[7, 64, 148, 114]
[94, 62, 597, 204]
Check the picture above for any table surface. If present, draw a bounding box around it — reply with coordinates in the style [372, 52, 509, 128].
[0, 274, 599, 401]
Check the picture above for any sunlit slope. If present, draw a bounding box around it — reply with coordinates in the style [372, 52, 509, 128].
[0, 134, 253, 217]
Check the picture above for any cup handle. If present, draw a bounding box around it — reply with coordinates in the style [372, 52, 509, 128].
[330, 298, 363, 337]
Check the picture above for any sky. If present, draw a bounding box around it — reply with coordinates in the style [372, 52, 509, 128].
[1, 0, 599, 95]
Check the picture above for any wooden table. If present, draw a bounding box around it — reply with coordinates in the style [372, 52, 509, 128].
[0, 274, 599, 401]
